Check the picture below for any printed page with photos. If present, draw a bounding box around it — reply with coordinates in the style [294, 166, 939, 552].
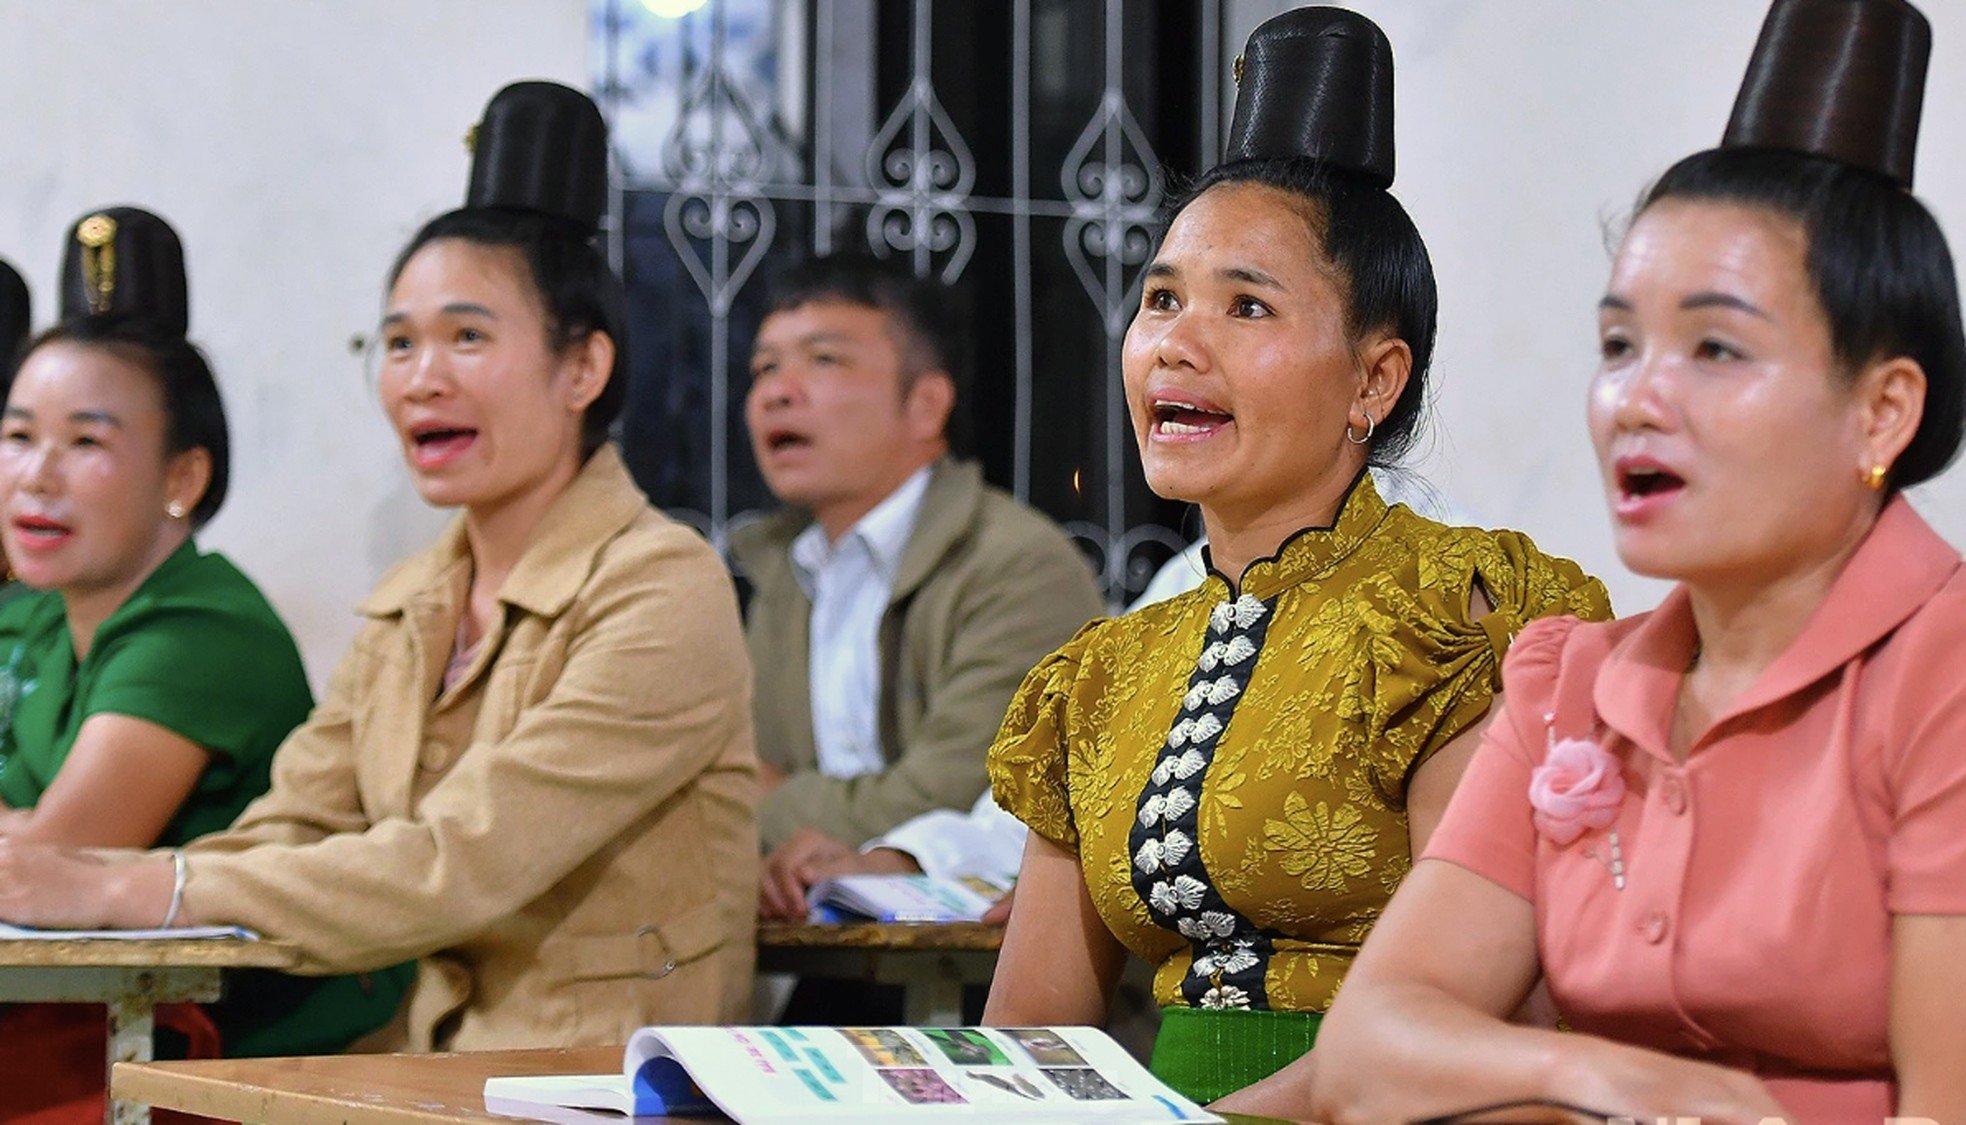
[484, 1024, 1221, 1123]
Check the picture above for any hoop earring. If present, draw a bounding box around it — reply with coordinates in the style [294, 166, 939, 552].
[1345, 414, 1375, 446]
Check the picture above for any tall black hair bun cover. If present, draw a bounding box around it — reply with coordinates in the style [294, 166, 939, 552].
[1223, 5, 1396, 188]
[467, 80, 610, 233]
[57, 206, 189, 337]
[0, 259, 28, 361]
[1723, 0, 1930, 188]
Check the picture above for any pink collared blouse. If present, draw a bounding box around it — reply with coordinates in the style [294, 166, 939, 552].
[1425, 498, 1966, 1124]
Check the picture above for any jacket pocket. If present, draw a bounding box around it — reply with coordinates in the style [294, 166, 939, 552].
[548, 899, 732, 983]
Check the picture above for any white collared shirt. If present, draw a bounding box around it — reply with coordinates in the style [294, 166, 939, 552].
[865, 791, 1029, 882]
[790, 466, 933, 780]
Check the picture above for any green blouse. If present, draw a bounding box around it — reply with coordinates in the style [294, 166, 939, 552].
[0, 540, 409, 1055]
[0, 541, 311, 841]
[991, 475, 1613, 1014]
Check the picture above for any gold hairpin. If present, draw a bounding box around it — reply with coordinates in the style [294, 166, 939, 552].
[76, 213, 118, 314]
[1233, 55, 1244, 87]
[464, 124, 479, 154]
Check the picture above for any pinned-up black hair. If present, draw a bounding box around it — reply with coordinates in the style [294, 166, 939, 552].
[1637, 0, 1961, 489]
[1166, 6, 1438, 467]
[1722, 0, 1930, 189]
[0, 259, 28, 367]
[59, 207, 189, 337]
[4, 207, 233, 527]
[387, 80, 626, 456]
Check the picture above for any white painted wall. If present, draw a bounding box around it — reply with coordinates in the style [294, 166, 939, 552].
[2, 2, 1960, 684]
[1228, 0, 1966, 613]
[0, 1, 588, 685]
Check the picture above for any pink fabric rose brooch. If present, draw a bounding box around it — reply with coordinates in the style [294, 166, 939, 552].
[1529, 737, 1628, 889]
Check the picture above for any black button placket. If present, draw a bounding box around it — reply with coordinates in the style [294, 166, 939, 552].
[1128, 591, 1278, 1010]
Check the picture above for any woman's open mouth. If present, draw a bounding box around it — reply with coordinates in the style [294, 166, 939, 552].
[409, 425, 479, 470]
[1613, 456, 1686, 519]
[9, 513, 74, 551]
[1150, 396, 1234, 442]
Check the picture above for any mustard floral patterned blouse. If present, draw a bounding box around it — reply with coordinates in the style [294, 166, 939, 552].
[990, 475, 1611, 1013]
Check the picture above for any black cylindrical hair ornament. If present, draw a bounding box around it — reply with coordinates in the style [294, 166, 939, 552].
[1722, 0, 1931, 188]
[0, 260, 29, 361]
[57, 207, 190, 337]
[465, 80, 610, 233]
[1223, 6, 1396, 188]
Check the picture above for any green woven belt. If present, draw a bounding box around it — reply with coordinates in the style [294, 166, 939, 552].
[1147, 1005, 1322, 1104]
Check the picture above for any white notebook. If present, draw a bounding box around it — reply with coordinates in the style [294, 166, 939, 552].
[0, 922, 257, 941]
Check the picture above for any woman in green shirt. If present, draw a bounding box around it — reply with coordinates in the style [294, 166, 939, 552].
[0, 209, 406, 1119]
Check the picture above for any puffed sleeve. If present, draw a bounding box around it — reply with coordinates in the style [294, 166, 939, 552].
[1357, 526, 1612, 805]
[86, 597, 312, 771]
[1421, 614, 1581, 901]
[987, 621, 1105, 852]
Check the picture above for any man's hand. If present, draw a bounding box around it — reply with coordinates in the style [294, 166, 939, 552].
[758, 827, 854, 921]
[757, 829, 935, 922]
[807, 846, 922, 882]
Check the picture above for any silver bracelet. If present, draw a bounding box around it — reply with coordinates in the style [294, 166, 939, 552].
[160, 851, 187, 929]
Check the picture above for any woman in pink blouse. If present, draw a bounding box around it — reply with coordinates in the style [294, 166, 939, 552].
[1221, 2, 1966, 1123]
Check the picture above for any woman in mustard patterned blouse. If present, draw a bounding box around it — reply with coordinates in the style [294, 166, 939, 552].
[981, 8, 1610, 1109]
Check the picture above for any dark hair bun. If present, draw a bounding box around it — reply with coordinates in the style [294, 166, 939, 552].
[1223, 6, 1396, 188]
[57, 206, 189, 337]
[467, 81, 610, 233]
[0, 259, 28, 360]
[1723, 0, 1931, 188]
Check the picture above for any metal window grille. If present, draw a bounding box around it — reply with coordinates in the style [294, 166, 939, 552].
[596, 0, 1224, 604]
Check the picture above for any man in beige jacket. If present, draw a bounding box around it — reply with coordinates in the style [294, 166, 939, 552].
[733, 256, 1102, 922]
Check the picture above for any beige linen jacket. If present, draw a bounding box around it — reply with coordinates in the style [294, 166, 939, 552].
[730, 458, 1103, 849]
[180, 447, 759, 1051]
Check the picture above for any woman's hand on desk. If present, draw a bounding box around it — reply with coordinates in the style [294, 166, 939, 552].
[0, 840, 174, 929]
[1544, 1037, 1787, 1125]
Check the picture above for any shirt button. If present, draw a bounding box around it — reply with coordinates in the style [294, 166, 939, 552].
[1640, 912, 1670, 944]
[419, 742, 450, 771]
[1662, 775, 1688, 815]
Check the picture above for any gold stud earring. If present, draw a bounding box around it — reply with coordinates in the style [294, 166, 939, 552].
[1862, 463, 1888, 491]
[166, 500, 187, 520]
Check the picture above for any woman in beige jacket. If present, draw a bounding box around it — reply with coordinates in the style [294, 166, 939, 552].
[0, 83, 759, 1050]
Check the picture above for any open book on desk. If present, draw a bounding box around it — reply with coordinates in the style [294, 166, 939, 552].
[805, 873, 1010, 924]
[0, 922, 256, 941]
[484, 1025, 1221, 1123]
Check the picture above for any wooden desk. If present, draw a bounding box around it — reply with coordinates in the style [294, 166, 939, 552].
[755, 921, 1001, 1025]
[0, 936, 299, 1125]
[115, 1045, 1289, 1125]
[113, 1047, 675, 1125]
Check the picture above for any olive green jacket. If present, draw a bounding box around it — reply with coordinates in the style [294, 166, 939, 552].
[731, 459, 1103, 849]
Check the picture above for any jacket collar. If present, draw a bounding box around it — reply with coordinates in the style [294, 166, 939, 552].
[787, 464, 932, 592]
[730, 458, 985, 607]
[358, 445, 651, 620]
[1595, 496, 1961, 761]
